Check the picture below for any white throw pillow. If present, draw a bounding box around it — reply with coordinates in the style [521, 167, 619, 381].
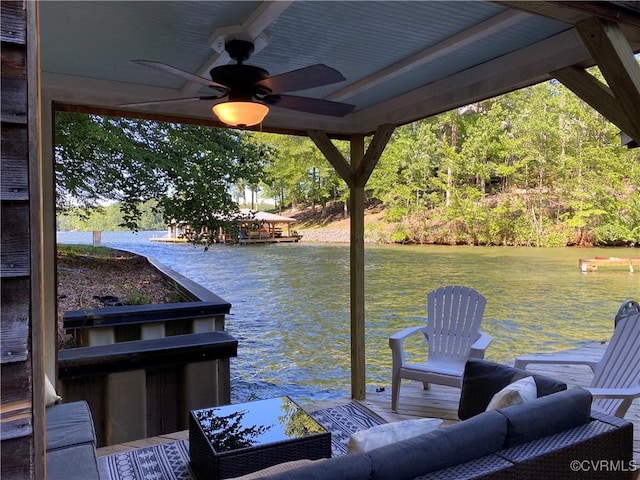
[45, 374, 62, 406]
[486, 376, 536, 411]
[347, 417, 443, 453]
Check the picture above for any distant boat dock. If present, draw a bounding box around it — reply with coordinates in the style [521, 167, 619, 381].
[151, 209, 302, 245]
[579, 257, 640, 272]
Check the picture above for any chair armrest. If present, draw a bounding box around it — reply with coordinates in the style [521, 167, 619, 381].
[389, 326, 426, 367]
[587, 385, 640, 400]
[469, 332, 492, 359]
[514, 355, 599, 373]
[389, 326, 426, 346]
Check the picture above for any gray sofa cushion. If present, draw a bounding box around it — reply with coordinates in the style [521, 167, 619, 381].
[256, 451, 373, 480]
[46, 401, 96, 451]
[367, 409, 508, 480]
[47, 443, 100, 480]
[498, 387, 592, 448]
[412, 454, 514, 480]
[458, 359, 567, 420]
[257, 410, 508, 480]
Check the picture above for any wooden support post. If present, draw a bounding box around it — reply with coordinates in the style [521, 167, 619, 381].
[87, 327, 147, 445]
[309, 127, 395, 401]
[181, 316, 225, 428]
[551, 66, 637, 143]
[106, 370, 147, 444]
[85, 327, 115, 347]
[350, 135, 366, 401]
[575, 17, 640, 143]
[141, 322, 165, 339]
[193, 317, 216, 333]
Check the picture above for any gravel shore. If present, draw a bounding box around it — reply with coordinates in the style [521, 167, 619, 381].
[297, 229, 351, 243]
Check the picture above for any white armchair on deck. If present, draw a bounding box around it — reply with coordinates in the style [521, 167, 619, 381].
[389, 285, 492, 412]
[515, 307, 640, 418]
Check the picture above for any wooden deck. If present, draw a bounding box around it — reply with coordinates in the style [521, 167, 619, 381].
[237, 235, 302, 244]
[149, 236, 190, 243]
[360, 343, 639, 466]
[579, 257, 640, 272]
[97, 343, 639, 466]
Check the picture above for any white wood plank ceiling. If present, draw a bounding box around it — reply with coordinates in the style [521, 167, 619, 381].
[39, 1, 640, 136]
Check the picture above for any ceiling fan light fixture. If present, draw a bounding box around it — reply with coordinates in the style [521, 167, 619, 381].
[212, 101, 269, 127]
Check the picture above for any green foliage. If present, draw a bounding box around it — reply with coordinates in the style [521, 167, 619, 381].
[57, 201, 165, 231]
[364, 77, 639, 247]
[56, 114, 268, 237]
[254, 133, 345, 211]
[165, 287, 187, 304]
[384, 205, 409, 222]
[55, 73, 640, 247]
[390, 225, 411, 244]
[124, 289, 153, 305]
[57, 244, 118, 260]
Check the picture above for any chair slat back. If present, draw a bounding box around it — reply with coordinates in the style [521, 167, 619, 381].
[592, 312, 640, 416]
[425, 285, 487, 362]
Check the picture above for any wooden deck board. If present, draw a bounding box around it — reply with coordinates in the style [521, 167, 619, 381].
[97, 344, 639, 466]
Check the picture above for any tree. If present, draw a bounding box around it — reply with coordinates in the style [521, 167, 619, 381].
[55, 113, 267, 237]
[368, 121, 440, 220]
[256, 133, 345, 212]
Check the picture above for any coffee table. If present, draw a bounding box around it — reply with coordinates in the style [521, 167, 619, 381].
[189, 396, 331, 480]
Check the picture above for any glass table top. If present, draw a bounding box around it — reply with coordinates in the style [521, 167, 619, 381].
[192, 396, 327, 453]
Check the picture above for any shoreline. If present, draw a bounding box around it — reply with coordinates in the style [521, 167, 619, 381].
[58, 229, 640, 248]
[297, 229, 351, 243]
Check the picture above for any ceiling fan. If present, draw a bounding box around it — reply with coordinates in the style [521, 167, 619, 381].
[128, 39, 355, 127]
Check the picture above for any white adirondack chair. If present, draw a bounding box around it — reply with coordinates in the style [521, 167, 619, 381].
[515, 310, 640, 418]
[389, 285, 492, 412]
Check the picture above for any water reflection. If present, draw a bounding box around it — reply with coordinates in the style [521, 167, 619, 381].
[57, 232, 639, 404]
[192, 397, 324, 452]
[192, 408, 271, 453]
[278, 397, 326, 438]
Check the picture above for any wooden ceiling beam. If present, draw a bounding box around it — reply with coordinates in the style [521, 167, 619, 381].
[308, 130, 355, 188]
[554, 2, 640, 28]
[308, 125, 395, 189]
[576, 17, 640, 143]
[493, 1, 589, 25]
[356, 124, 395, 188]
[552, 66, 639, 140]
[495, 1, 640, 42]
[350, 27, 589, 132]
[327, 10, 529, 103]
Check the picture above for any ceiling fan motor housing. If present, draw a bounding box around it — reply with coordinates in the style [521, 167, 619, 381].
[225, 39, 255, 63]
[209, 64, 271, 97]
[210, 39, 271, 98]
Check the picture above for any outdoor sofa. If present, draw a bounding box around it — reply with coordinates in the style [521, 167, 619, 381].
[46, 400, 100, 480]
[251, 359, 634, 480]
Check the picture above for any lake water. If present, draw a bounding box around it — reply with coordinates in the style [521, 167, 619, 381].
[57, 231, 639, 405]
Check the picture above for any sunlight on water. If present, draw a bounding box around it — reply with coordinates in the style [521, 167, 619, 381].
[57, 231, 639, 405]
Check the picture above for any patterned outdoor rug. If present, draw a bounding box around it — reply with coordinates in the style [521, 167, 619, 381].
[308, 401, 386, 457]
[98, 401, 385, 480]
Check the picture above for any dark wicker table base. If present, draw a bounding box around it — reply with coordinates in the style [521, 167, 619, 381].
[189, 397, 331, 480]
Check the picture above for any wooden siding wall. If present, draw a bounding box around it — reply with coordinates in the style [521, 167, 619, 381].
[1, 1, 34, 478]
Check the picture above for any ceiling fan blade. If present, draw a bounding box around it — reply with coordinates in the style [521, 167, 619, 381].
[265, 94, 355, 117]
[256, 64, 346, 94]
[118, 95, 224, 108]
[132, 60, 229, 92]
